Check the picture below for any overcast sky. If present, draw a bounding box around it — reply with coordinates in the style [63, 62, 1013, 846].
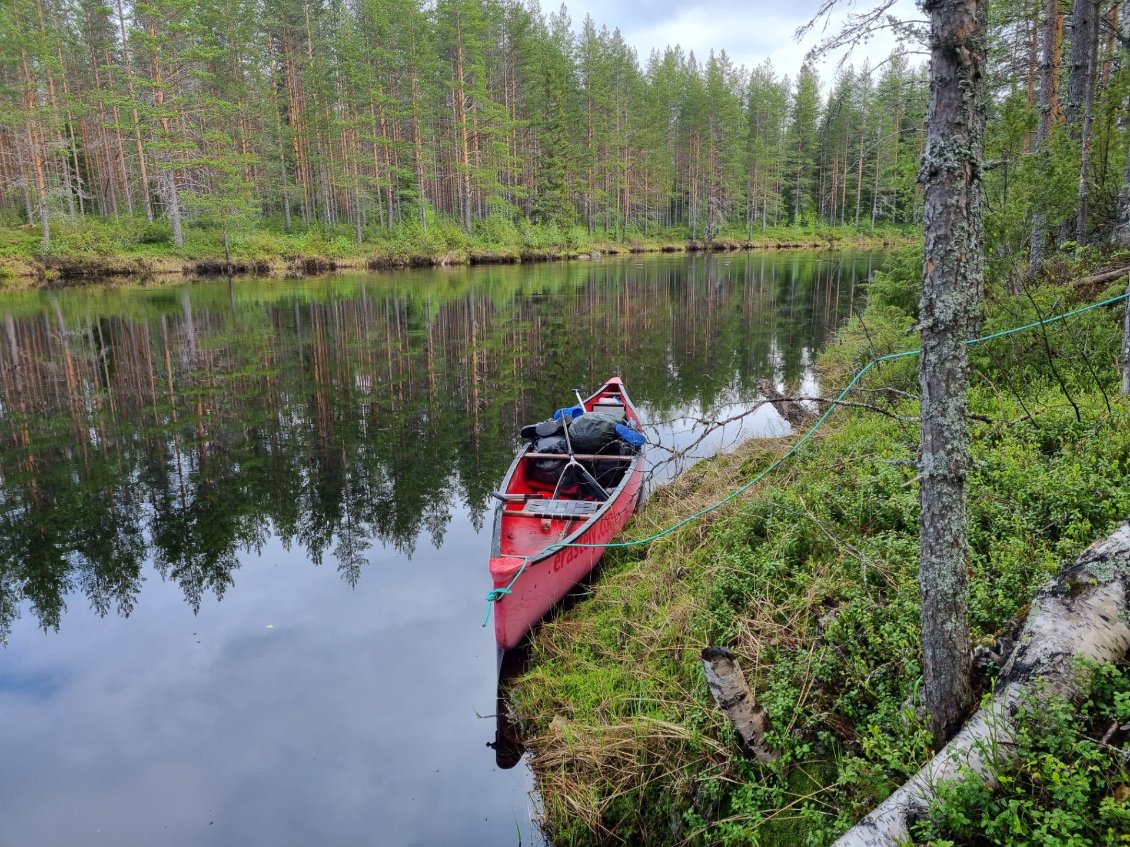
[556, 0, 924, 85]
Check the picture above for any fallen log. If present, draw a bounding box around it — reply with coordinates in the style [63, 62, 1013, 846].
[832, 522, 1130, 847]
[701, 646, 778, 762]
[755, 379, 813, 428]
[1069, 265, 1130, 288]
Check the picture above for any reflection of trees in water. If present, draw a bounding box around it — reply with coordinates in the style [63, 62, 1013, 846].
[0, 253, 873, 638]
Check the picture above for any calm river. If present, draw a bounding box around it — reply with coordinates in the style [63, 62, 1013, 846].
[0, 251, 880, 846]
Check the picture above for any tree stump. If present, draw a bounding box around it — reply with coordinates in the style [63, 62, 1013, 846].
[701, 646, 778, 762]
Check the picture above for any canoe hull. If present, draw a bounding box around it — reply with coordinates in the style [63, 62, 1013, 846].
[490, 460, 643, 650]
[489, 377, 645, 650]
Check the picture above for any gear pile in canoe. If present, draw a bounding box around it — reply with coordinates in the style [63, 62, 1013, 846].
[488, 377, 646, 650]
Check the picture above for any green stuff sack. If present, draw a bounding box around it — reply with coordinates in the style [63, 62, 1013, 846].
[567, 413, 624, 454]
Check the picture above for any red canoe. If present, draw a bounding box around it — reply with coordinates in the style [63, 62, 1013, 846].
[488, 377, 646, 650]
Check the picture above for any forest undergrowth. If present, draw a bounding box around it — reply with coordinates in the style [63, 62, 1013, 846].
[0, 214, 912, 284]
[509, 247, 1130, 846]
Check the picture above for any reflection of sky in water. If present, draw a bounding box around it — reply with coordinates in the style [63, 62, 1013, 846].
[643, 386, 792, 489]
[0, 505, 537, 847]
[0, 252, 879, 846]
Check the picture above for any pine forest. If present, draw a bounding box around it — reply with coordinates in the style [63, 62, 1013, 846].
[2, 1, 1130, 268]
[2, 0, 934, 258]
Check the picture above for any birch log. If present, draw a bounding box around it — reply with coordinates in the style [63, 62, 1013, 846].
[832, 522, 1130, 847]
[701, 647, 778, 763]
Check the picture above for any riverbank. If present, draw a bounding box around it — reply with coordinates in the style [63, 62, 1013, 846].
[508, 254, 1130, 845]
[0, 219, 913, 287]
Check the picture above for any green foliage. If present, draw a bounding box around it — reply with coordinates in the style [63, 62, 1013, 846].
[0, 0, 932, 253]
[136, 222, 174, 246]
[512, 273, 1130, 846]
[474, 213, 522, 247]
[817, 304, 919, 391]
[865, 246, 923, 317]
[914, 664, 1130, 847]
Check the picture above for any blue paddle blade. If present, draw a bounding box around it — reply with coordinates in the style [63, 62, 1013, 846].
[552, 405, 584, 421]
[615, 423, 646, 448]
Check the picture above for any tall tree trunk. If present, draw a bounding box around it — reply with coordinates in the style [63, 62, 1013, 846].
[161, 170, 183, 248]
[1065, 0, 1097, 130]
[19, 48, 50, 252]
[1061, 0, 1097, 244]
[1075, 0, 1100, 246]
[147, 37, 182, 248]
[1030, 0, 1063, 266]
[410, 61, 427, 229]
[870, 131, 881, 229]
[918, 0, 986, 749]
[453, 17, 473, 231]
[1023, 0, 1038, 152]
[1102, 3, 1120, 90]
[1115, 113, 1130, 247]
[855, 109, 866, 228]
[115, 0, 153, 222]
[266, 33, 293, 230]
[1122, 273, 1130, 396]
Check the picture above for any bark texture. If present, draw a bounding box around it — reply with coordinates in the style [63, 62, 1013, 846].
[1122, 273, 1130, 396]
[701, 647, 778, 763]
[1074, 0, 1100, 245]
[1117, 144, 1130, 248]
[1066, 0, 1097, 131]
[831, 523, 1130, 847]
[918, 0, 987, 748]
[1030, 0, 1062, 266]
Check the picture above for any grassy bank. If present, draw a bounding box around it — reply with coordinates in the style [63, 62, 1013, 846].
[509, 251, 1130, 846]
[0, 215, 914, 286]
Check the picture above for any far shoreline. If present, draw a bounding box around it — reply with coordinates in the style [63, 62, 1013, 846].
[0, 231, 913, 290]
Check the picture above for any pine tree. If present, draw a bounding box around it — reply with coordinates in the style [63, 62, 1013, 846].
[786, 63, 821, 226]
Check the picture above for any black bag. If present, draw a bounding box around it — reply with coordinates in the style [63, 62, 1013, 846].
[529, 434, 568, 485]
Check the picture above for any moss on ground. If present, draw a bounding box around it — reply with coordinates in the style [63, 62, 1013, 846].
[509, 255, 1130, 846]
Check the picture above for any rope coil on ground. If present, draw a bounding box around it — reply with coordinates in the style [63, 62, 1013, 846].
[482, 290, 1130, 626]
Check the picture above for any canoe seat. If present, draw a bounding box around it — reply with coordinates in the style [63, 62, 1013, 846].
[520, 499, 602, 518]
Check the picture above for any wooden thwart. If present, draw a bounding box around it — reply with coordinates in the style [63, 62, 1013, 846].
[503, 500, 602, 520]
[524, 452, 633, 462]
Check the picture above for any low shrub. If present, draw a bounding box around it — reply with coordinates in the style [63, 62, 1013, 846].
[913, 662, 1130, 847]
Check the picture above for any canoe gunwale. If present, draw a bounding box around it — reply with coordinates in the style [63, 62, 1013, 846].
[490, 378, 645, 568]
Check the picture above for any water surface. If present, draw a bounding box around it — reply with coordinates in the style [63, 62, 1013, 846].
[0, 252, 878, 846]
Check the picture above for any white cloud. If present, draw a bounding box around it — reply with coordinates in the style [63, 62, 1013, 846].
[560, 0, 924, 86]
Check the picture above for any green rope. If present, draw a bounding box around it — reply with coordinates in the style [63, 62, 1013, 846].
[482, 556, 529, 626]
[482, 289, 1130, 626]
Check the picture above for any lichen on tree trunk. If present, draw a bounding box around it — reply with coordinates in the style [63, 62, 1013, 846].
[1121, 273, 1130, 396]
[1030, 0, 1062, 266]
[917, 0, 987, 748]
